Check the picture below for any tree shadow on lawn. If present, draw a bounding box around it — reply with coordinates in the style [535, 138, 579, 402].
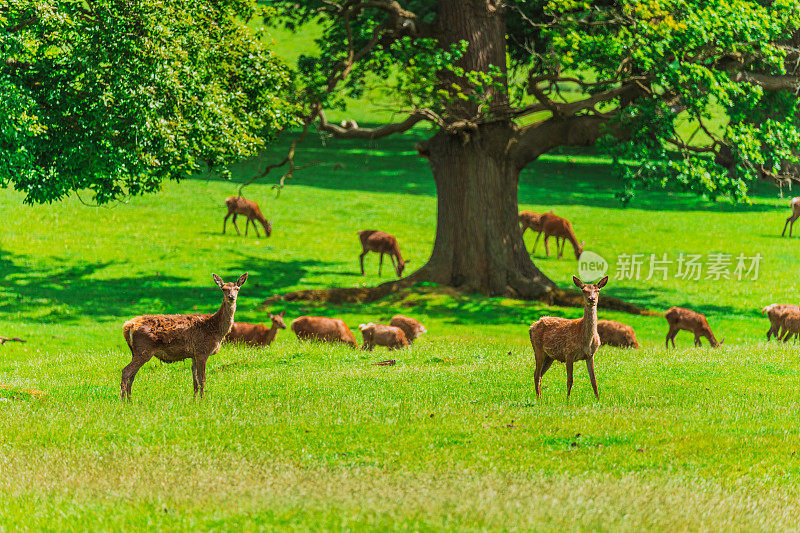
[0, 250, 336, 323]
[192, 127, 781, 213]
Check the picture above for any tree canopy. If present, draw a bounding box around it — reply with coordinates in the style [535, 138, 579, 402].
[1, 0, 299, 204]
[266, 0, 800, 202]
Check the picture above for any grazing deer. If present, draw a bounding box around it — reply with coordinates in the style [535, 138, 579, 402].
[121, 273, 247, 401]
[763, 304, 800, 340]
[664, 307, 722, 348]
[542, 214, 584, 260]
[389, 315, 427, 344]
[359, 323, 409, 351]
[358, 230, 408, 277]
[782, 197, 800, 237]
[597, 320, 639, 349]
[226, 311, 287, 347]
[519, 210, 553, 255]
[223, 197, 272, 238]
[529, 275, 608, 398]
[291, 316, 358, 348]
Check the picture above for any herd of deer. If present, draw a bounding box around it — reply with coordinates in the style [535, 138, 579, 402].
[117, 196, 800, 401]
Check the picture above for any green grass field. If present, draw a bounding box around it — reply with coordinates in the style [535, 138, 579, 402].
[3, 126, 800, 530]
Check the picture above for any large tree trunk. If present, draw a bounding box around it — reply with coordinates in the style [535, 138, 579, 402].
[411, 125, 556, 298]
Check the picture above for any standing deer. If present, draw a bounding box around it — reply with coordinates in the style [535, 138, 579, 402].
[358, 230, 408, 277]
[664, 307, 723, 348]
[519, 210, 553, 255]
[223, 197, 272, 238]
[121, 273, 247, 400]
[529, 275, 608, 398]
[782, 197, 800, 237]
[763, 304, 800, 340]
[542, 214, 584, 260]
[226, 311, 287, 347]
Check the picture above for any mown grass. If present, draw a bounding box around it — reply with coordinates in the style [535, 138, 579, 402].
[2, 125, 800, 529]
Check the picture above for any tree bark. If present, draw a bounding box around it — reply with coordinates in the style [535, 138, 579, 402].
[411, 124, 556, 298]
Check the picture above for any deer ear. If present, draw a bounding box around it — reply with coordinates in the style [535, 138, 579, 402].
[212, 274, 224, 288]
[596, 276, 609, 288]
[236, 272, 248, 287]
[279, 310, 286, 317]
[268, 313, 274, 319]
[572, 276, 584, 289]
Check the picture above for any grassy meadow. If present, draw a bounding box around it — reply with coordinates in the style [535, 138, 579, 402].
[3, 127, 800, 530]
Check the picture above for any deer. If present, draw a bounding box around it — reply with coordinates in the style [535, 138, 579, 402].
[542, 214, 584, 260]
[529, 275, 608, 398]
[223, 197, 272, 238]
[597, 320, 640, 349]
[389, 315, 427, 344]
[763, 304, 800, 340]
[519, 210, 553, 255]
[359, 323, 409, 351]
[664, 307, 723, 348]
[291, 316, 358, 348]
[121, 273, 247, 401]
[226, 311, 287, 347]
[358, 230, 408, 277]
[781, 197, 800, 237]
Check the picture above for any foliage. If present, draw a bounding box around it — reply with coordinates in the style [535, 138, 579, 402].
[0, 0, 300, 204]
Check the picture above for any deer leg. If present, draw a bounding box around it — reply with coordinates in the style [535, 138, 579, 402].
[194, 357, 208, 399]
[121, 353, 152, 401]
[223, 212, 232, 234]
[558, 238, 565, 259]
[782, 217, 791, 236]
[790, 216, 799, 237]
[531, 231, 542, 255]
[244, 217, 250, 236]
[544, 235, 551, 257]
[359, 250, 368, 275]
[251, 217, 261, 238]
[586, 357, 599, 399]
[665, 326, 677, 348]
[694, 334, 702, 347]
[231, 214, 241, 235]
[378, 253, 384, 277]
[565, 357, 574, 397]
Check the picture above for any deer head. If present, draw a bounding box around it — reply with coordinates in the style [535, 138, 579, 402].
[573, 275, 608, 306]
[269, 310, 287, 329]
[213, 272, 248, 303]
[396, 259, 409, 277]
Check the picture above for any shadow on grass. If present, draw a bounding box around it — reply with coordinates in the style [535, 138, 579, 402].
[192, 127, 783, 214]
[0, 250, 337, 323]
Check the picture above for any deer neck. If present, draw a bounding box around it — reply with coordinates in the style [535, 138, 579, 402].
[209, 298, 237, 336]
[582, 301, 599, 352]
[266, 322, 279, 343]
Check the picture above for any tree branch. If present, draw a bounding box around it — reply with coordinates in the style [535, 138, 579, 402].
[510, 114, 613, 168]
[318, 108, 437, 139]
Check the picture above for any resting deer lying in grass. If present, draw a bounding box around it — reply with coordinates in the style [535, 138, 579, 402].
[226, 311, 286, 347]
[664, 307, 722, 348]
[597, 320, 639, 349]
[529, 275, 608, 398]
[542, 214, 584, 259]
[389, 315, 426, 344]
[763, 304, 800, 340]
[121, 273, 247, 401]
[223, 197, 272, 238]
[519, 210, 552, 255]
[782, 197, 800, 237]
[359, 323, 409, 351]
[358, 230, 408, 277]
[291, 316, 358, 348]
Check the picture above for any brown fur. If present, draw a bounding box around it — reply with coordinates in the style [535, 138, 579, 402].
[226, 311, 286, 347]
[597, 319, 640, 349]
[763, 304, 800, 340]
[664, 307, 722, 348]
[223, 197, 272, 238]
[782, 197, 800, 237]
[389, 315, 427, 344]
[359, 323, 409, 351]
[519, 210, 553, 255]
[542, 214, 584, 259]
[358, 230, 407, 277]
[529, 275, 608, 398]
[291, 316, 357, 348]
[779, 308, 800, 342]
[121, 273, 247, 400]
